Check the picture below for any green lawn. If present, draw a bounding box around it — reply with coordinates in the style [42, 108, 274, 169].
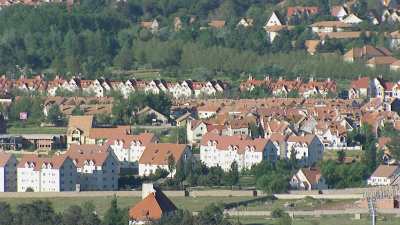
[7, 126, 67, 134]
[232, 214, 400, 225]
[323, 150, 363, 161]
[0, 196, 252, 217]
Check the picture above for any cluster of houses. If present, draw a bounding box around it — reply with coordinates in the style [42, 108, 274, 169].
[240, 76, 337, 98]
[0, 75, 226, 99]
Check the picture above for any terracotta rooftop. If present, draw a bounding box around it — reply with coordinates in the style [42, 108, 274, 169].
[129, 186, 177, 221]
[138, 143, 187, 165]
[371, 165, 399, 178]
[0, 152, 12, 167]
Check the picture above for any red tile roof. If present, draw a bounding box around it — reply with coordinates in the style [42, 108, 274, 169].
[129, 187, 177, 221]
[138, 143, 187, 165]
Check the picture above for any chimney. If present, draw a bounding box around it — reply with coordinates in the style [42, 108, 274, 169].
[142, 183, 156, 199]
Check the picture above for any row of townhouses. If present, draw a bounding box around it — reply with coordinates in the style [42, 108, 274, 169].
[0, 75, 226, 99]
[240, 76, 337, 98]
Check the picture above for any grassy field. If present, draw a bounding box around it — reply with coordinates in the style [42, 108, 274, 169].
[240, 198, 356, 211]
[323, 150, 363, 161]
[0, 196, 252, 217]
[231, 214, 400, 225]
[7, 126, 67, 134]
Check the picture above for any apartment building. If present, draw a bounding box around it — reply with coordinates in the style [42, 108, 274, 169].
[17, 155, 77, 192]
[0, 152, 17, 192]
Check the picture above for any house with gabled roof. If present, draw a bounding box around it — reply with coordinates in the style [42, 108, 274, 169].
[237, 17, 254, 28]
[290, 167, 327, 190]
[331, 5, 348, 20]
[286, 134, 324, 166]
[17, 154, 77, 192]
[342, 13, 363, 24]
[287, 6, 320, 18]
[129, 183, 177, 225]
[107, 132, 157, 164]
[138, 143, 190, 177]
[343, 45, 392, 62]
[0, 152, 17, 192]
[208, 20, 226, 29]
[349, 77, 370, 99]
[367, 165, 400, 186]
[200, 133, 277, 171]
[66, 144, 120, 191]
[140, 19, 159, 33]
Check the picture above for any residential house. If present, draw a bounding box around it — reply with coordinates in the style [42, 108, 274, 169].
[140, 19, 159, 33]
[389, 30, 400, 49]
[169, 80, 193, 99]
[67, 115, 95, 146]
[367, 165, 400, 186]
[17, 155, 77, 192]
[343, 45, 392, 62]
[305, 40, 321, 55]
[208, 20, 226, 29]
[265, 11, 283, 27]
[342, 13, 363, 24]
[136, 106, 169, 125]
[197, 104, 220, 119]
[349, 77, 370, 99]
[237, 17, 254, 28]
[200, 133, 278, 171]
[107, 132, 157, 164]
[174, 17, 182, 31]
[286, 135, 324, 166]
[138, 143, 191, 177]
[366, 56, 398, 69]
[290, 167, 327, 190]
[331, 5, 348, 20]
[0, 152, 17, 192]
[66, 144, 120, 191]
[186, 120, 219, 144]
[129, 183, 177, 225]
[287, 6, 320, 18]
[310, 21, 352, 33]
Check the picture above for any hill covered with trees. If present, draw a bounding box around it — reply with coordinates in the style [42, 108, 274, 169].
[0, 0, 399, 82]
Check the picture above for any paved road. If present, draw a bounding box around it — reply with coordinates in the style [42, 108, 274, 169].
[225, 208, 400, 216]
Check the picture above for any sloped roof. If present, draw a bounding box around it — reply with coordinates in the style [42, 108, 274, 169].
[371, 165, 399, 178]
[17, 154, 70, 171]
[366, 56, 398, 65]
[67, 115, 94, 135]
[129, 186, 177, 221]
[300, 167, 322, 185]
[0, 152, 12, 167]
[138, 143, 187, 165]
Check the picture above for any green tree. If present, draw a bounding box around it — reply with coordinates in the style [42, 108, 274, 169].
[388, 136, 400, 161]
[47, 105, 65, 126]
[168, 154, 176, 178]
[113, 44, 133, 70]
[103, 196, 125, 225]
[0, 202, 13, 225]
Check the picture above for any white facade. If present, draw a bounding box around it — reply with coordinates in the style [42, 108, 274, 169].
[265, 12, 283, 28]
[286, 136, 324, 166]
[17, 157, 77, 192]
[200, 137, 277, 171]
[109, 140, 147, 163]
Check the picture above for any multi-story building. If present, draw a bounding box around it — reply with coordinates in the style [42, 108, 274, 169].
[200, 133, 278, 171]
[107, 133, 157, 164]
[17, 155, 77, 192]
[138, 143, 191, 177]
[0, 152, 17, 192]
[66, 144, 120, 191]
[286, 135, 324, 166]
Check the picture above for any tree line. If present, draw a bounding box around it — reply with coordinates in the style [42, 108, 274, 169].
[1, 1, 400, 82]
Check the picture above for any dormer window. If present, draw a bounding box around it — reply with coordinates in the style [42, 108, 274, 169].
[250, 146, 255, 151]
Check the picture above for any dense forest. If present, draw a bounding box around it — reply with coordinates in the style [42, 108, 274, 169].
[0, 0, 399, 82]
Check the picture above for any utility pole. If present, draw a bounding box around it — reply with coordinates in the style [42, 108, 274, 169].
[367, 197, 376, 225]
